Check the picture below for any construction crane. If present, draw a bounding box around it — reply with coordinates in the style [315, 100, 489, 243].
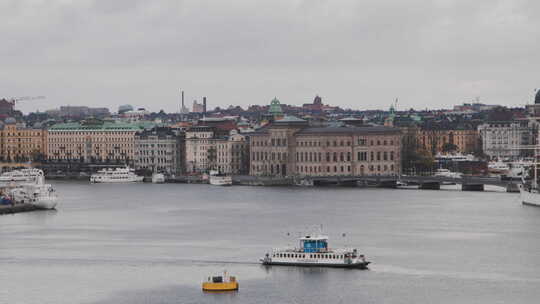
[1, 96, 46, 107]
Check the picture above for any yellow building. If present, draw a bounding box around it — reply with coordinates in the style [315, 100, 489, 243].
[416, 129, 479, 155]
[0, 120, 47, 162]
[47, 119, 153, 164]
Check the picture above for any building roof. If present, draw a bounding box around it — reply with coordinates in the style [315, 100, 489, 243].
[275, 115, 306, 123]
[48, 121, 153, 131]
[296, 126, 401, 136]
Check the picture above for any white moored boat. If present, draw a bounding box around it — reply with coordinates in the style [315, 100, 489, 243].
[151, 173, 165, 184]
[8, 183, 58, 209]
[209, 170, 232, 186]
[260, 234, 370, 269]
[90, 167, 144, 183]
[2, 169, 58, 210]
[0, 168, 44, 184]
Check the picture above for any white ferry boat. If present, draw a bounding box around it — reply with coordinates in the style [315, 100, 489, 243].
[90, 167, 144, 183]
[2, 170, 58, 210]
[260, 234, 370, 269]
[0, 168, 44, 183]
[8, 183, 58, 209]
[209, 170, 232, 186]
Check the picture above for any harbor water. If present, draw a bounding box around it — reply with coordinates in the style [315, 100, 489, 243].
[1, 182, 540, 304]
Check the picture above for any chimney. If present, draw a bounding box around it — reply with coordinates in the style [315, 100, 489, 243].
[203, 96, 207, 114]
[181, 90, 185, 111]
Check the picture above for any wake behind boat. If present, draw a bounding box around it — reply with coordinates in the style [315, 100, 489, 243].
[260, 234, 370, 269]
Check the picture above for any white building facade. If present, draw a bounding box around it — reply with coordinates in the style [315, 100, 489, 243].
[478, 121, 534, 160]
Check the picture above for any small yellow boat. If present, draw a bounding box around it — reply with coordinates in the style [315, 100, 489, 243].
[202, 271, 239, 292]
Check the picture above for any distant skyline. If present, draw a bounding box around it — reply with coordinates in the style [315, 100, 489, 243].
[1, 0, 539, 114]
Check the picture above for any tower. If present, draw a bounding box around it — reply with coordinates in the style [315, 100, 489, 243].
[203, 97, 207, 114]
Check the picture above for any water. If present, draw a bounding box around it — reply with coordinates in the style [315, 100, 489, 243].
[1, 182, 540, 304]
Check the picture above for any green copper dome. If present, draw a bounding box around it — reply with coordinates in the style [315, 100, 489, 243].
[269, 97, 283, 116]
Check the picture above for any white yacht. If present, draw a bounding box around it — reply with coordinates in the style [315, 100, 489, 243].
[151, 173, 165, 184]
[260, 234, 370, 269]
[90, 167, 144, 183]
[209, 170, 232, 186]
[0, 168, 44, 183]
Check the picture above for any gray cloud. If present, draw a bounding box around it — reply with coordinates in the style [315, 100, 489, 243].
[1, 0, 539, 113]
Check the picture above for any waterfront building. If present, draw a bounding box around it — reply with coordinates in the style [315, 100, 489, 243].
[185, 126, 249, 174]
[478, 120, 534, 160]
[416, 128, 479, 155]
[47, 119, 153, 164]
[215, 130, 249, 174]
[0, 119, 46, 162]
[134, 127, 184, 175]
[185, 126, 216, 173]
[249, 116, 401, 176]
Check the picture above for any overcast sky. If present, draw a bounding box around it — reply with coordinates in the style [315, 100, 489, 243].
[1, 0, 539, 114]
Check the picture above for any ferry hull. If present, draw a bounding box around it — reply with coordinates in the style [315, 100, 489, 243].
[261, 260, 370, 269]
[519, 185, 540, 207]
[202, 282, 239, 291]
[90, 177, 144, 183]
[209, 176, 232, 186]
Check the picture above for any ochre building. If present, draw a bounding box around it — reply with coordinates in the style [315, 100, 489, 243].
[250, 117, 402, 177]
[0, 120, 46, 162]
[47, 120, 153, 164]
